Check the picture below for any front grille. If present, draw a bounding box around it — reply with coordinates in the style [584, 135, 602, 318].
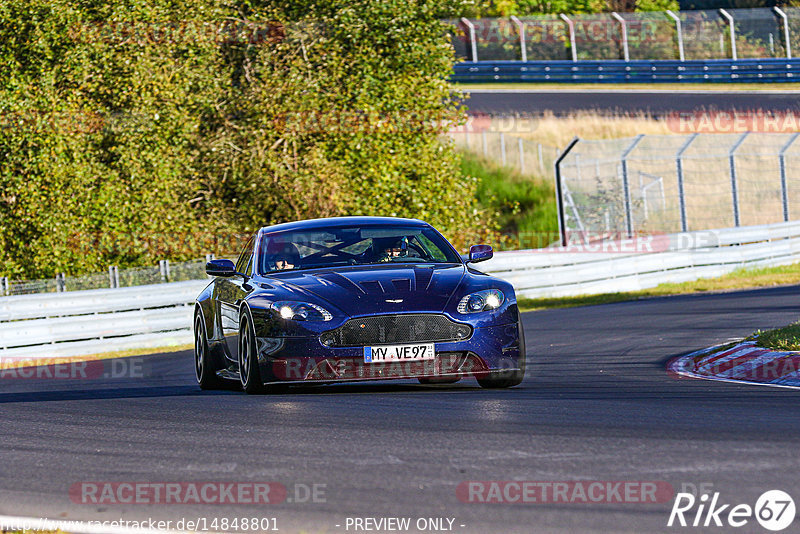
[320, 314, 472, 347]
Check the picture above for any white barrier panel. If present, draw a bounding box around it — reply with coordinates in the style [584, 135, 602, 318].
[1, 221, 799, 360]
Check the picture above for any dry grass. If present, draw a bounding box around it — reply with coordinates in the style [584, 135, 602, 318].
[517, 110, 672, 148]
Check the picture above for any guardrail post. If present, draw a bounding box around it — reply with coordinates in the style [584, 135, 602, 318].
[108, 265, 119, 289]
[719, 9, 737, 61]
[620, 135, 644, 238]
[510, 16, 527, 62]
[729, 132, 749, 227]
[518, 137, 525, 173]
[666, 10, 684, 62]
[554, 137, 580, 247]
[56, 273, 66, 293]
[611, 13, 629, 61]
[0, 276, 8, 296]
[500, 132, 507, 166]
[675, 133, 698, 233]
[779, 133, 799, 222]
[774, 7, 792, 59]
[559, 14, 578, 62]
[460, 18, 478, 62]
[159, 259, 171, 283]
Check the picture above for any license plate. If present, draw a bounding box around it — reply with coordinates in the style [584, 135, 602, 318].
[364, 343, 435, 363]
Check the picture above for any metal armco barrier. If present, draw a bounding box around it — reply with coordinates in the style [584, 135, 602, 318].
[2, 221, 800, 359]
[481, 220, 800, 299]
[452, 59, 800, 83]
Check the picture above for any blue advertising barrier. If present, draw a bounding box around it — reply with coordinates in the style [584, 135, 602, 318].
[452, 59, 800, 83]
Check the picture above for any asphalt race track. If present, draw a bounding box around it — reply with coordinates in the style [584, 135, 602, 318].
[2, 286, 800, 533]
[464, 89, 800, 116]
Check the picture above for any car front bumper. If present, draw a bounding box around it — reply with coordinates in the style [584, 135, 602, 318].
[253, 322, 524, 384]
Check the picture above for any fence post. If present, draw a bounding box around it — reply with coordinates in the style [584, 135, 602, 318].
[518, 137, 525, 173]
[0, 276, 7, 296]
[675, 133, 698, 233]
[559, 14, 578, 62]
[538, 143, 544, 171]
[729, 132, 749, 227]
[510, 16, 527, 62]
[56, 273, 66, 293]
[500, 132, 507, 166]
[159, 259, 171, 283]
[108, 265, 119, 289]
[774, 7, 792, 59]
[719, 9, 737, 61]
[666, 10, 685, 61]
[460, 18, 478, 62]
[779, 133, 799, 222]
[620, 135, 644, 238]
[554, 137, 581, 247]
[611, 13, 629, 61]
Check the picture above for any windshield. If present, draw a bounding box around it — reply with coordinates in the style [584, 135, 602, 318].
[257, 225, 462, 274]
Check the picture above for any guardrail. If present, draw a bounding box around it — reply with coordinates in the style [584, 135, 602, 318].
[2, 220, 798, 360]
[482, 220, 800, 298]
[452, 59, 800, 83]
[0, 280, 208, 359]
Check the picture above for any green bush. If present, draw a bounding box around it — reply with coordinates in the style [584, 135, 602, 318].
[0, 0, 491, 279]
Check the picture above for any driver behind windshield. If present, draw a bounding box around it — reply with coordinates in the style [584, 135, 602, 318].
[265, 240, 300, 271]
[375, 236, 408, 262]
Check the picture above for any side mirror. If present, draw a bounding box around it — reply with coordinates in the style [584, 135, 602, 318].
[206, 259, 236, 277]
[467, 244, 493, 263]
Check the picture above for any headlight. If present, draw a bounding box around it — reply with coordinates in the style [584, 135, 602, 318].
[271, 301, 332, 321]
[457, 289, 505, 314]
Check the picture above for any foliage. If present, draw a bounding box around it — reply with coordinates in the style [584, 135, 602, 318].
[0, 0, 488, 278]
[460, 151, 558, 249]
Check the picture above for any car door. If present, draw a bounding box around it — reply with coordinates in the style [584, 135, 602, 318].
[216, 235, 256, 363]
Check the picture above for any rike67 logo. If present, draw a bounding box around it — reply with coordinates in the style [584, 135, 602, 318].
[668, 490, 795, 531]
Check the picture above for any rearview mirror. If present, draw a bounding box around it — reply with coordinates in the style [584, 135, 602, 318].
[206, 259, 236, 277]
[467, 244, 493, 263]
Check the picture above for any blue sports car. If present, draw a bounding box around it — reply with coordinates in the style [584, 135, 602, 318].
[193, 216, 525, 393]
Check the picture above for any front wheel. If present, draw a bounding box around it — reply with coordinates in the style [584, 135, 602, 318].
[195, 313, 226, 390]
[239, 315, 266, 394]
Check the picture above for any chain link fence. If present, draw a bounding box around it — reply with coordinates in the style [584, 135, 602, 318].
[449, 7, 800, 62]
[0, 258, 215, 296]
[449, 130, 560, 177]
[556, 133, 800, 241]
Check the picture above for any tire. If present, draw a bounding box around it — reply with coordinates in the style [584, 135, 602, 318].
[477, 325, 526, 389]
[194, 312, 226, 390]
[418, 376, 461, 385]
[238, 314, 266, 394]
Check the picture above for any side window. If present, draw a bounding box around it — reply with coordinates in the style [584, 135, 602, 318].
[235, 236, 255, 275]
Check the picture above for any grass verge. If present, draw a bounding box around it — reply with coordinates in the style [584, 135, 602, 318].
[460, 150, 558, 244]
[751, 323, 800, 352]
[518, 262, 800, 312]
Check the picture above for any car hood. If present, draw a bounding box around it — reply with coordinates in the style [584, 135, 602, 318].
[265, 263, 467, 317]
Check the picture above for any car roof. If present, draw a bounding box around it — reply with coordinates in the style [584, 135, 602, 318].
[258, 216, 430, 235]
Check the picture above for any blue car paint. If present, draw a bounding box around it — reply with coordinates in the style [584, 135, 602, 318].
[194, 216, 524, 385]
